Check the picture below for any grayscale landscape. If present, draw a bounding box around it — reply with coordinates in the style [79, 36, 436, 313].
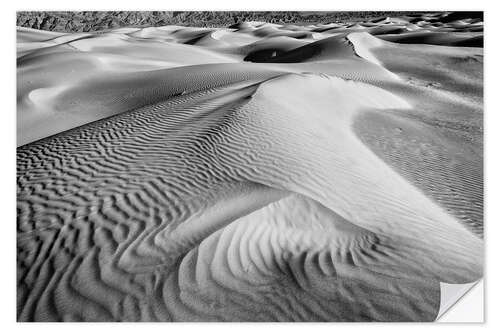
[17, 11, 483, 322]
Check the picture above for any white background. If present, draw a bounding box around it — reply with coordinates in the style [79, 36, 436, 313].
[2, 0, 498, 331]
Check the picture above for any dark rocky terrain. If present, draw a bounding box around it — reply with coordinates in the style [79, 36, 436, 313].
[16, 11, 444, 32]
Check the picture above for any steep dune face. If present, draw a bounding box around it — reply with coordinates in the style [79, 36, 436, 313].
[352, 37, 483, 236]
[243, 34, 356, 63]
[17, 13, 483, 322]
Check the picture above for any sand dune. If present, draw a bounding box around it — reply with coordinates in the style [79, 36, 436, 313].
[17, 12, 483, 321]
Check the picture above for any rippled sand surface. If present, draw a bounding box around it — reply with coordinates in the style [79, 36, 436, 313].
[17, 13, 483, 321]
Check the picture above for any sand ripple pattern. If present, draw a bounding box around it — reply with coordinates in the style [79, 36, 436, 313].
[18, 73, 482, 321]
[353, 111, 483, 236]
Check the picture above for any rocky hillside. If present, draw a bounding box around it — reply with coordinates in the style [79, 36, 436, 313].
[17, 11, 435, 32]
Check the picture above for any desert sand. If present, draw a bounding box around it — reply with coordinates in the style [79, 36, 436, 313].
[17, 12, 483, 321]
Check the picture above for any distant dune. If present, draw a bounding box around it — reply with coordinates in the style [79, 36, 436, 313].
[17, 12, 483, 321]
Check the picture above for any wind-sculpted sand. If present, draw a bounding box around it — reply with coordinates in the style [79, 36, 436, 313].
[17, 12, 483, 321]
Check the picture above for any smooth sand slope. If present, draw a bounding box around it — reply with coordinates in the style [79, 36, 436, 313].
[17, 13, 483, 321]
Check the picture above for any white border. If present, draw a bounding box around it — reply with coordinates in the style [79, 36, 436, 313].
[3, 1, 497, 331]
[10, 0, 492, 11]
